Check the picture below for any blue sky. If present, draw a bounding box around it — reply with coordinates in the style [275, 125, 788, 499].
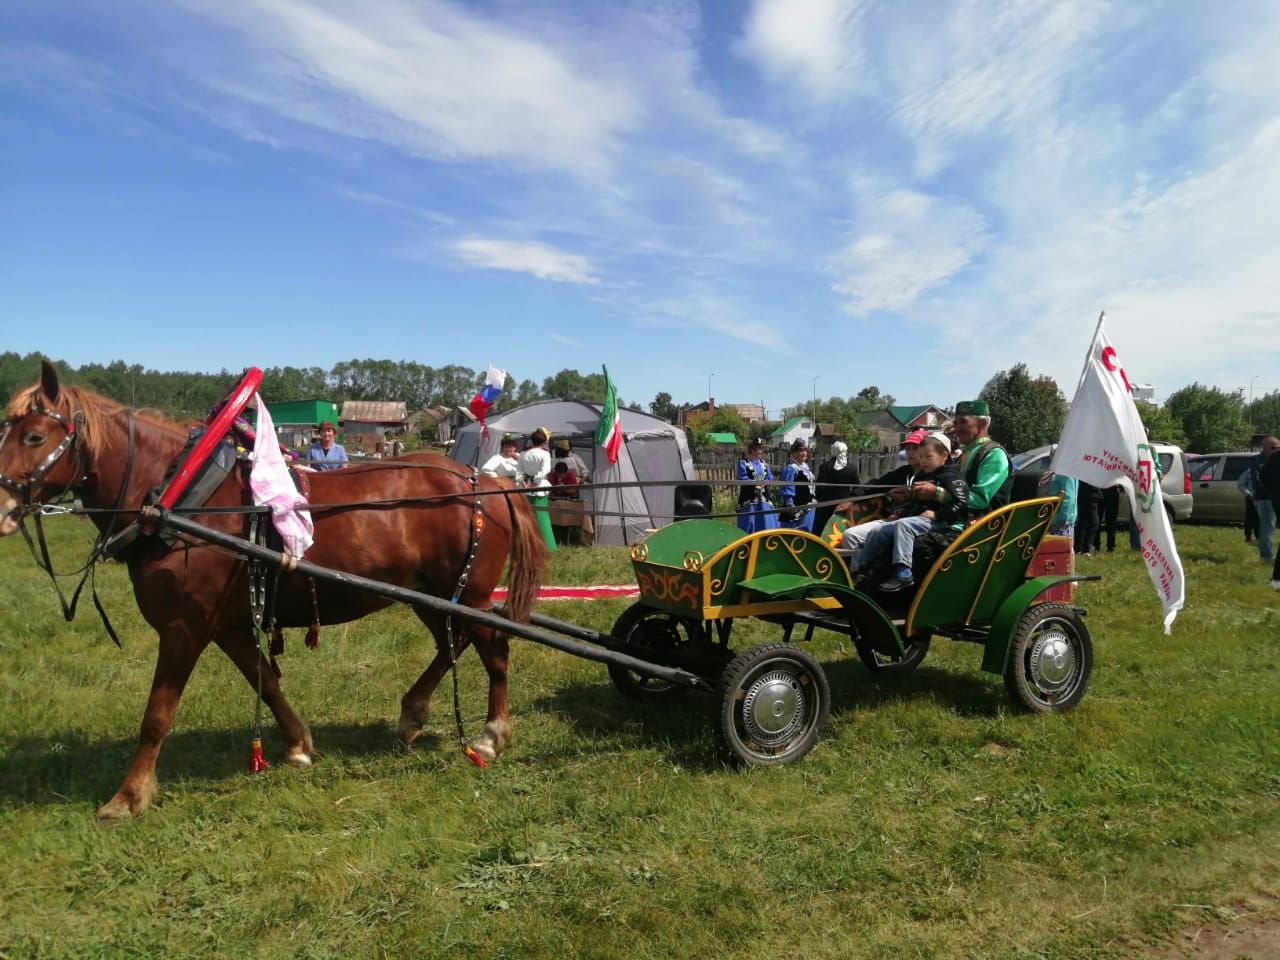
[3, 0, 1279, 417]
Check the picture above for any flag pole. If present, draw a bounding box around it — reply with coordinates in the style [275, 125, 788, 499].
[1073, 310, 1106, 394]
[1052, 310, 1107, 475]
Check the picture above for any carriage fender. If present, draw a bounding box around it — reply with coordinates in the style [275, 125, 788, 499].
[980, 576, 1098, 675]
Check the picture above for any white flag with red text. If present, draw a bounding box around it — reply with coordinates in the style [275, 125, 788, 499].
[1050, 317, 1184, 632]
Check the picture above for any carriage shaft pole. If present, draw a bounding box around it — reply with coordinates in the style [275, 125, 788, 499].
[148, 509, 711, 690]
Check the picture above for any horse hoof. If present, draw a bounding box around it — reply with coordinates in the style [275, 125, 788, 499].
[96, 796, 136, 823]
[397, 721, 423, 747]
[285, 751, 312, 769]
[468, 738, 497, 762]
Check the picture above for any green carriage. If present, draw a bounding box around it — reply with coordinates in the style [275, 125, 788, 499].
[609, 495, 1097, 766]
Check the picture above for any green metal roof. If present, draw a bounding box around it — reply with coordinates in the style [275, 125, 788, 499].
[707, 432, 738, 444]
[769, 415, 807, 437]
[886, 405, 933, 427]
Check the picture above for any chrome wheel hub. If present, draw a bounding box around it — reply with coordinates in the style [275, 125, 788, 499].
[1029, 627, 1076, 690]
[741, 670, 805, 744]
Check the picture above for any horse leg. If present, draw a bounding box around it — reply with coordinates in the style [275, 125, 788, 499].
[97, 624, 208, 821]
[214, 629, 314, 768]
[397, 609, 468, 746]
[398, 608, 511, 761]
[466, 624, 513, 762]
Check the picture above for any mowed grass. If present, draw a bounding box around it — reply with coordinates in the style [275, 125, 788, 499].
[0, 520, 1276, 959]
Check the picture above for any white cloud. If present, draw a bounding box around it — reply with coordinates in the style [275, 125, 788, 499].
[647, 296, 796, 355]
[927, 118, 1280, 393]
[454, 238, 599, 284]
[831, 188, 988, 315]
[548, 332, 586, 349]
[738, 0, 868, 99]
[178, 0, 640, 174]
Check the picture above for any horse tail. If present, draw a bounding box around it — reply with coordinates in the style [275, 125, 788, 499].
[501, 483, 546, 623]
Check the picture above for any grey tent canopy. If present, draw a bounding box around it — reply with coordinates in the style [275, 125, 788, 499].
[449, 399, 695, 546]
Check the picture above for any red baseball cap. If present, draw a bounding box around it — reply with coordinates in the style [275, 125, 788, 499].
[900, 429, 927, 446]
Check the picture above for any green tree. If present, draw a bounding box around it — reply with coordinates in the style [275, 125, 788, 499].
[1246, 390, 1280, 436]
[684, 407, 750, 450]
[977, 363, 1068, 453]
[1163, 383, 1249, 452]
[1135, 402, 1187, 447]
[855, 386, 895, 409]
[649, 391, 679, 423]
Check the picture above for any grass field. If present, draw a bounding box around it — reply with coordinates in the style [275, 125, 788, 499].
[0, 520, 1277, 959]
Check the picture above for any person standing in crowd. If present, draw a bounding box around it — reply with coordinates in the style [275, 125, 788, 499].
[779, 438, 817, 532]
[552, 438, 591, 483]
[1240, 438, 1277, 566]
[736, 437, 778, 533]
[814, 440, 859, 537]
[1075, 480, 1102, 556]
[517, 428, 557, 551]
[1096, 485, 1121, 552]
[1253, 435, 1280, 585]
[1048, 473, 1078, 541]
[481, 434, 520, 479]
[950, 401, 1012, 520]
[307, 421, 349, 471]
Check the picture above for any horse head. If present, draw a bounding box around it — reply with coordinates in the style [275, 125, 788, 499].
[0, 360, 91, 534]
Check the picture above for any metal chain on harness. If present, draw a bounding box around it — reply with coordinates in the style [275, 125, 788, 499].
[246, 513, 271, 773]
[445, 468, 488, 767]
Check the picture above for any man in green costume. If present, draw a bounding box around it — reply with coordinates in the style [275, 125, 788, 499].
[913, 400, 1012, 522]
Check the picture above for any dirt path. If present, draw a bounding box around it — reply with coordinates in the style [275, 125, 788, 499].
[1143, 903, 1280, 959]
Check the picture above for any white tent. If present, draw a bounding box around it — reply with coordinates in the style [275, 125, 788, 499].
[450, 399, 696, 546]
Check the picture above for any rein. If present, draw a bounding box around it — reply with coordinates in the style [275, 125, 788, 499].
[2, 408, 137, 647]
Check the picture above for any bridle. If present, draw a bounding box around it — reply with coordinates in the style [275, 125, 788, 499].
[0, 401, 138, 648]
[0, 404, 87, 507]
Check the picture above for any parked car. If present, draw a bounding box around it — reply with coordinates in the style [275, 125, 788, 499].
[1184, 452, 1257, 523]
[1010, 441, 1193, 523]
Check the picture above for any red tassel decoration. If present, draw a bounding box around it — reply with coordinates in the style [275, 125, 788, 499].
[463, 746, 488, 768]
[248, 737, 271, 773]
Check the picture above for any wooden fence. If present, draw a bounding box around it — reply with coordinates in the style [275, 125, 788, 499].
[694, 450, 899, 484]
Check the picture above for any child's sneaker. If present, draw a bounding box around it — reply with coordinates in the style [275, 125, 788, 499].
[879, 565, 914, 592]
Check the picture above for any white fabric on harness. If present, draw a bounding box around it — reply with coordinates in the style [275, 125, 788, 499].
[249, 394, 315, 558]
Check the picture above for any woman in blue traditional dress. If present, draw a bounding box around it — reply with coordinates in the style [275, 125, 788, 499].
[779, 437, 816, 532]
[736, 437, 778, 533]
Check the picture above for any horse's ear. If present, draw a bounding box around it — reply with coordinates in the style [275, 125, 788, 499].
[40, 359, 61, 403]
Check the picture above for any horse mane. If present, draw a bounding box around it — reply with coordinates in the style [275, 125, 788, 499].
[6, 382, 187, 459]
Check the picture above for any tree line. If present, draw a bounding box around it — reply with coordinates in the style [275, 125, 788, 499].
[0, 353, 634, 422]
[2, 351, 1274, 454]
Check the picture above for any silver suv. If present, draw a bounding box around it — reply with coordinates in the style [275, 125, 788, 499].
[1185, 452, 1257, 522]
[1012, 441, 1193, 523]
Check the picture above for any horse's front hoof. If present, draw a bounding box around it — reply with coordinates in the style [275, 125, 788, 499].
[96, 792, 144, 823]
[284, 750, 313, 769]
[397, 704, 429, 746]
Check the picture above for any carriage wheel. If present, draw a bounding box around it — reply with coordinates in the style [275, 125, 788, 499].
[717, 643, 830, 767]
[607, 604, 705, 699]
[854, 635, 931, 674]
[1003, 603, 1093, 713]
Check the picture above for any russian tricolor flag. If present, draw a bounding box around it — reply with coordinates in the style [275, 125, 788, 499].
[469, 364, 507, 431]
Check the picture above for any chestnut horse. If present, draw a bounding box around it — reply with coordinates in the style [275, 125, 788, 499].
[0, 362, 545, 820]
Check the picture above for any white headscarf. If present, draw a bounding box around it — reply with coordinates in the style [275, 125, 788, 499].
[830, 440, 848, 471]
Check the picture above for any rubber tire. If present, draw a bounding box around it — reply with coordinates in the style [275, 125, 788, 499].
[717, 643, 830, 767]
[1003, 603, 1093, 713]
[855, 635, 931, 674]
[607, 604, 704, 699]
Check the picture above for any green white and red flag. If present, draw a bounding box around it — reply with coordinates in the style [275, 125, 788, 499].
[594, 364, 622, 464]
